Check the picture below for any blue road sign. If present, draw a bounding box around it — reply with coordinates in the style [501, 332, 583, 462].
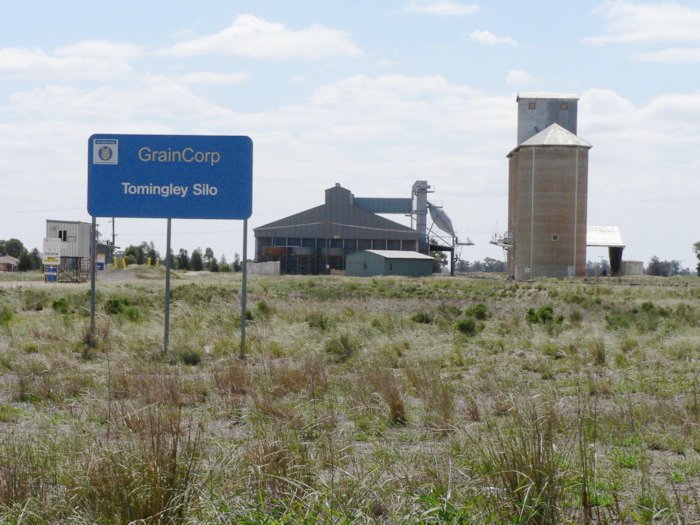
[88, 134, 252, 219]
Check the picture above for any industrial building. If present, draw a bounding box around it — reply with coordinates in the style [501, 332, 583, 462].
[346, 250, 434, 277]
[586, 226, 625, 276]
[44, 220, 103, 282]
[0, 255, 19, 272]
[493, 93, 591, 280]
[254, 182, 460, 275]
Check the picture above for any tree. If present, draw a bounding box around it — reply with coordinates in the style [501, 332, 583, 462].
[124, 244, 146, 265]
[431, 251, 447, 273]
[455, 259, 470, 272]
[586, 259, 610, 277]
[0, 238, 25, 258]
[146, 242, 159, 265]
[232, 253, 241, 272]
[219, 254, 230, 272]
[29, 248, 42, 270]
[190, 248, 204, 271]
[204, 247, 215, 270]
[646, 256, 682, 277]
[209, 256, 219, 272]
[694, 242, 700, 276]
[18, 251, 32, 271]
[177, 249, 190, 270]
[482, 257, 505, 273]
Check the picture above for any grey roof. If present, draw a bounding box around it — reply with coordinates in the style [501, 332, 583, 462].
[254, 185, 418, 241]
[517, 92, 578, 100]
[362, 250, 434, 260]
[520, 123, 592, 148]
[587, 226, 625, 248]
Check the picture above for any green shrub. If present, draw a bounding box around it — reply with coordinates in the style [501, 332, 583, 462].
[179, 349, 203, 366]
[0, 305, 14, 325]
[437, 303, 461, 319]
[526, 305, 563, 325]
[456, 316, 478, 336]
[105, 297, 128, 315]
[105, 296, 141, 321]
[411, 311, 433, 324]
[324, 333, 357, 362]
[52, 298, 69, 314]
[21, 289, 48, 311]
[466, 303, 489, 320]
[255, 300, 272, 317]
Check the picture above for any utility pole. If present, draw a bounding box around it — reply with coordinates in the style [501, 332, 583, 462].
[109, 217, 116, 264]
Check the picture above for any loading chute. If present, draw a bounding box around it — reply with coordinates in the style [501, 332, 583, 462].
[427, 202, 455, 236]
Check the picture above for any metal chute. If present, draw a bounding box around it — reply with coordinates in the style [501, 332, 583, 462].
[427, 202, 455, 236]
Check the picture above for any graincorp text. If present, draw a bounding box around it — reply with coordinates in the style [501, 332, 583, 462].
[138, 147, 221, 166]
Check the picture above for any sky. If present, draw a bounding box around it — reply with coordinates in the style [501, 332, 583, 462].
[1, 0, 698, 267]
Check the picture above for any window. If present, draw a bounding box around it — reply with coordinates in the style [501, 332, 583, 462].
[59, 230, 67, 241]
[528, 101, 536, 110]
[561, 102, 568, 110]
[552, 234, 559, 242]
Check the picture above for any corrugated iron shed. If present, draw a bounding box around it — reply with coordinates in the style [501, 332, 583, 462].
[346, 250, 434, 277]
[587, 226, 624, 247]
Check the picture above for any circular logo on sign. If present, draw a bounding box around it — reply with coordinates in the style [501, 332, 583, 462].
[98, 146, 113, 161]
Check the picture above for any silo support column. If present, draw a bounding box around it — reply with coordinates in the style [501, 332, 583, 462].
[609, 247, 623, 277]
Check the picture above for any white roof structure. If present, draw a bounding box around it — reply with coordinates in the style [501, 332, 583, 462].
[520, 123, 592, 148]
[587, 226, 625, 247]
[517, 92, 578, 100]
[364, 250, 434, 260]
[0, 255, 19, 266]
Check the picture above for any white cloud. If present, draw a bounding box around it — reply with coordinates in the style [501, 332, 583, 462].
[633, 47, 700, 63]
[469, 30, 517, 47]
[585, 1, 700, 45]
[162, 14, 362, 60]
[404, 1, 479, 16]
[54, 40, 143, 59]
[179, 71, 251, 85]
[506, 69, 537, 85]
[0, 40, 141, 80]
[7, 77, 233, 123]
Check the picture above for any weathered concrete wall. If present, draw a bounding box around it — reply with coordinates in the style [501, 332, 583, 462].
[247, 261, 280, 276]
[622, 260, 644, 276]
[509, 146, 588, 279]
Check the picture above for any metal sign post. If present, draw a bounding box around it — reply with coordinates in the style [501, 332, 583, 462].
[240, 219, 248, 359]
[89, 217, 97, 346]
[87, 134, 253, 353]
[164, 218, 172, 353]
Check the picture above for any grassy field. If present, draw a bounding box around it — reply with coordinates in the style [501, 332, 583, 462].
[0, 269, 698, 523]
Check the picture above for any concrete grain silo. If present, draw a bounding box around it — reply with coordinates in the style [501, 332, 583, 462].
[507, 123, 591, 280]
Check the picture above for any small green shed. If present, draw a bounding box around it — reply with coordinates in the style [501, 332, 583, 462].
[345, 250, 434, 277]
